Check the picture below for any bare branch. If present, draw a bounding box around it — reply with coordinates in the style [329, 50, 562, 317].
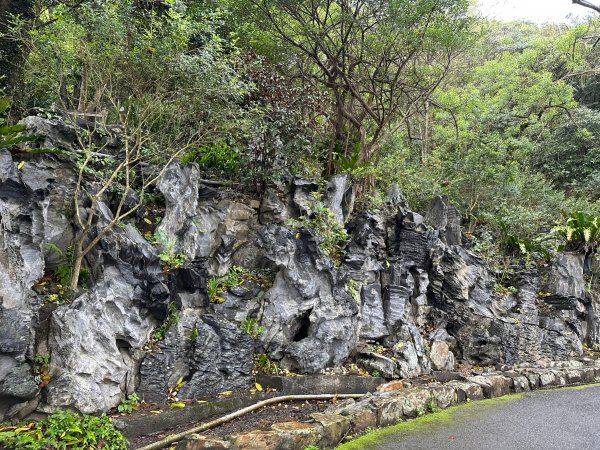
[573, 0, 600, 14]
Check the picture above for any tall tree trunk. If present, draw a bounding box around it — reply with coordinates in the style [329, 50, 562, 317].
[0, 0, 34, 122]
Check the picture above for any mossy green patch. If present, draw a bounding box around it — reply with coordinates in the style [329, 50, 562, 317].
[556, 382, 600, 392]
[336, 394, 525, 450]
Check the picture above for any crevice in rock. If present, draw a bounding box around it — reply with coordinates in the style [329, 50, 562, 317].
[293, 310, 312, 342]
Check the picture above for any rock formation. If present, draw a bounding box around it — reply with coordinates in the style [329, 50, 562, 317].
[0, 116, 598, 418]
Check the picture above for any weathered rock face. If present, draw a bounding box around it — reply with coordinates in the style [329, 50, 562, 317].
[157, 162, 261, 277]
[0, 149, 77, 419]
[257, 225, 359, 373]
[139, 312, 254, 403]
[44, 218, 169, 413]
[1, 119, 599, 419]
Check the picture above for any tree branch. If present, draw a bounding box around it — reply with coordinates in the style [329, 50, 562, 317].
[573, 0, 600, 13]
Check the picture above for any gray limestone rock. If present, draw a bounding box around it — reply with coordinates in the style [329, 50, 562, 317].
[257, 225, 359, 373]
[157, 162, 259, 276]
[178, 315, 253, 399]
[424, 196, 461, 246]
[360, 283, 388, 340]
[546, 253, 585, 301]
[0, 364, 38, 400]
[259, 188, 290, 225]
[323, 175, 354, 225]
[139, 313, 254, 403]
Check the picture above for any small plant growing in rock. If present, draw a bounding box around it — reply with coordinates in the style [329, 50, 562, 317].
[241, 318, 266, 338]
[287, 206, 348, 264]
[189, 326, 199, 344]
[32, 354, 52, 388]
[494, 284, 519, 297]
[146, 231, 187, 271]
[253, 353, 280, 375]
[117, 393, 140, 414]
[370, 370, 381, 378]
[151, 302, 180, 343]
[346, 279, 361, 303]
[207, 266, 253, 303]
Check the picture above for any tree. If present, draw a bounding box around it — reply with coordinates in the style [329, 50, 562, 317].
[16, 0, 252, 289]
[0, 0, 34, 118]
[247, 0, 472, 176]
[69, 97, 200, 290]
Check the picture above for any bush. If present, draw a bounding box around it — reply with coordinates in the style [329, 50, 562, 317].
[0, 410, 128, 449]
[553, 211, 600, 254]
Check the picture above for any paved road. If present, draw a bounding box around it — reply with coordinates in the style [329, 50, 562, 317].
[371, 385, 600, 450]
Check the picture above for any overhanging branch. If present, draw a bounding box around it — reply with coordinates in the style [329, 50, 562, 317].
[573, 0, 600, 14]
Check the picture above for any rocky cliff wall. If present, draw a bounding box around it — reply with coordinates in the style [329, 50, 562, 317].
[0, 117, 597, 420]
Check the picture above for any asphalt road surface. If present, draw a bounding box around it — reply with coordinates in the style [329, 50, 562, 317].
[371, 385, 600, 450]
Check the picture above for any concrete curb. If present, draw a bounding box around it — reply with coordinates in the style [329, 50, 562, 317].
[173, 360, 600, 450]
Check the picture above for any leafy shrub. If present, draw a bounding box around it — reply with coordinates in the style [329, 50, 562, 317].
[146, 231, 187, 270]
[0, 97, 38, 150]
[180, 140, 240, 173]
[44, 244, 89, 288]
[0, 410, 128, 449]
[287, 206, 349, 264]
[553, 211, 600, 254]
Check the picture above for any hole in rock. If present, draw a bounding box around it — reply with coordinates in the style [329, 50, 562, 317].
[116, 339, 132, 349]
[293, 310, 312, 342]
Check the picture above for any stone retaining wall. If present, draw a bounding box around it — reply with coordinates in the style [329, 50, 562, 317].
[175, 360, 600, 450]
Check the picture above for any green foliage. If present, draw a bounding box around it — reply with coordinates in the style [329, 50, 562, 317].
[189, 326, 199, 344]
[117, 393, 140, 414]
[146, 231, 187, 270]
[253, 353, 280, 375]
[152, 302, 180, 342]
[180, 140, 239, 173]
[532, 107, 600, 199]
[553, 211, 600, 254]
[43, 243, 89, 289]
[207, 266, 254, 303]
[346, 279, 361, 303]
[240, 317, 266, 338]
[499, 223, 553, 262]
[32, 355, 49, 368]
[370, 370, 381, 378]
[0, 97, 38, 149]
[287, 206, 349, 264]
[0, 410, 128, 450]
[494, 284, 519, 298]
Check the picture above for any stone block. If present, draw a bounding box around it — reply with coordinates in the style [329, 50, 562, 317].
[311, 413, 350, 448]
[177, 435, 230, 450]
[271, 421, 321, 448]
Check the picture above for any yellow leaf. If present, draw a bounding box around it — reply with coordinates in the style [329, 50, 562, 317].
[296, 233, 301, 239]
[144, 218, 153, 224]
[150, 410, 163, 414]
[170, 402, 186, 409]
[17, 161, 25, 171]
[196, 400, 207, 404]
[255, 383, 263, 392]
[219, 390, 233, 396]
